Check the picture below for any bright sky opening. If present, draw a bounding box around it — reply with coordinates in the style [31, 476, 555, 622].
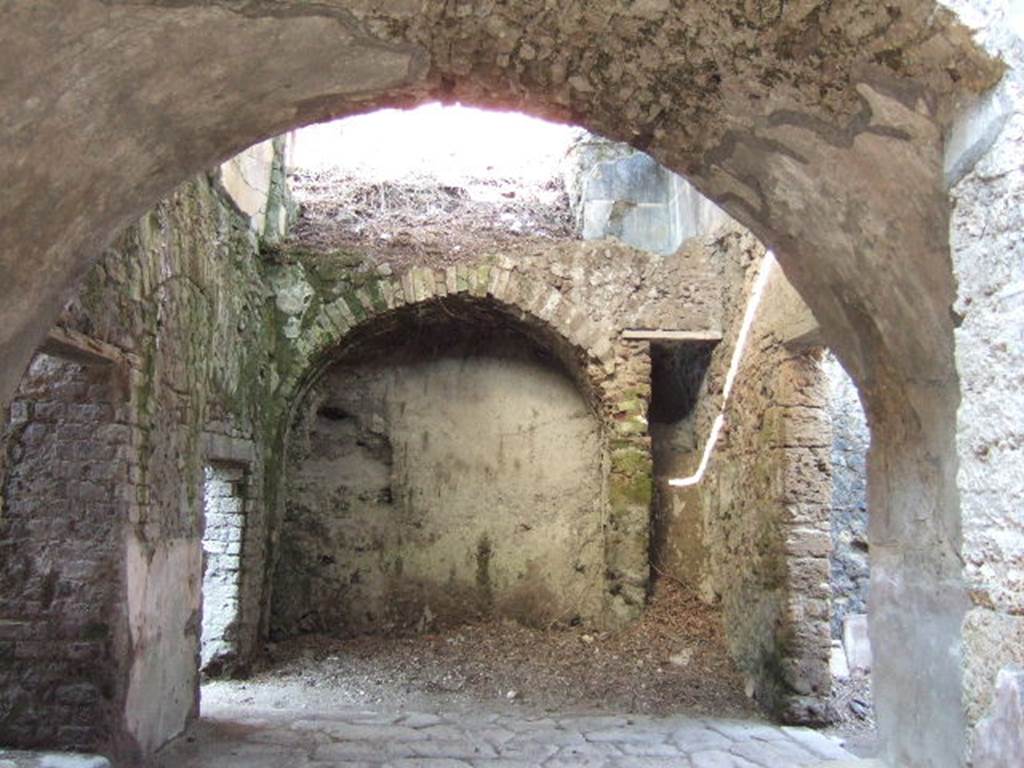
[289, 103, 579, 184]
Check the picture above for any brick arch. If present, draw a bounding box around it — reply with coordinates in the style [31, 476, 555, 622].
[0, 3, 998, 402]
[270, 262, 656, 630]
[278, 264, 614, 414]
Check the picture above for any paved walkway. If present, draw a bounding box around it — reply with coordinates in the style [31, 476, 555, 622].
[0, 753, 109, 768]
[148, 706, 863, 767]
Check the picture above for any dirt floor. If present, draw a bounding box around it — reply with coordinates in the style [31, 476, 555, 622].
[824, 670, 876, 756]
[208, 582, 752, 717]
[205, 580, 876, 756]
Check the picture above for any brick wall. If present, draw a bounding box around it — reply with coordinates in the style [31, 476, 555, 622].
[0, 173, 280, 758]
[201, 462, 247, 671]
[823, 353, 870, 638]
[0, 355, 130, 749]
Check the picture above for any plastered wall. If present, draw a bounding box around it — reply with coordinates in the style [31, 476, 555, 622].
[277, 331, 606, 636]
[262, 238, 722, 627]
[943, 2, 1024, 760]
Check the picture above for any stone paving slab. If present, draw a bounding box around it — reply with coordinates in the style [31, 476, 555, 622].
[0, 753, 111, 768]
[145, 707, 864, 768]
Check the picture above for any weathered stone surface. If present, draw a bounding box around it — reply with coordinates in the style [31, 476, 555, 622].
[829, 642, 851, 681]
[842, 615, 873, 673]
[972, 667, 1024, 768]
[823, 354, 869, 639]
[0, 357, 127, 751]
[201, 462, 250, 673]
[264, 239, 720, 629]
[218, 139, 277, 236]
[945, 4, 1024, 764]
[1, 175, 279, 759]
[656, 244, 834, 723]
[0, 2, 1016, 764]
[144, 704, 855, 767]
[564, 137, 727, 256]
[277, 332, 607, 634]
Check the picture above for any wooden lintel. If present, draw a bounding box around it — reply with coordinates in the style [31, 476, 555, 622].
[40, 327, 126, 367]
[621, 329, 723, 342]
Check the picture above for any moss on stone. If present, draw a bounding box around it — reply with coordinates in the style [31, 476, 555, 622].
[615, 397, 645, 416]
[613, 417, 647, 435]
[364, 279, 388, 313]
[611, 445, 649, 472]
[340, 288, 367, 322]
[609, 469, 653, 509]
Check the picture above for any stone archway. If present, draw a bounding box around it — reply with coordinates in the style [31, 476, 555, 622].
[274, 296, 619, 640]
[263, 252, 672, 638]
[0, 3, 1006, 766]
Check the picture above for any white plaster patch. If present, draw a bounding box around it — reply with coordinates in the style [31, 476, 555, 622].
[944, 85, 1014, 187]
[219, 139, 276, 234]
[124, 535, 202, 755]
[38, 756, 111, 768]
[973, 667, 1024, 768]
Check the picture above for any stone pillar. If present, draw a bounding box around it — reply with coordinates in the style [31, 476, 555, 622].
[602, 338, 654, 624]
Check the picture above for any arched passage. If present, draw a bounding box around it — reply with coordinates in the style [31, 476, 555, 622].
[0, 4, 1009, 767]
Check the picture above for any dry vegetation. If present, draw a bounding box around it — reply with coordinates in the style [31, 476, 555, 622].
[285, 168, 575, 269]
[207, 581, 759, 720]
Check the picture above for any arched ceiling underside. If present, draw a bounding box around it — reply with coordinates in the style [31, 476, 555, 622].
[0, 0, 1000, 413]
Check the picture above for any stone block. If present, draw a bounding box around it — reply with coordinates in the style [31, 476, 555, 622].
[842, 613, 872, 672]
[355, 288, 378, 316]
[783, 528, 831, 558]
[787, 729, 854, 761]
[829, 641, 850, 680]
[455, 264, 470, 293]
[945, 85, 1014, 188]
[973, 667, 1024, 768]
[390, 278, 407, 307]
[471, 265, 490, 297]
[400, 271, 415, 304]
[784, 503, 830, 526]
[779, 652, 830, 696]
[379, 279, 396, 309]
[433, 269, 448, 297]
[784, 556, 830, 595]
[204, 539, 241, 555]
[729, 736, 819, 766]
[8, 401, 29, 423]
[502, 272, 523, 304]
[488, 267, 511, 300]
[342, 293, 367, 323]
[412, 268, 435, 302]
[763, 405, 830, 450]
[689, 748, 759, 768]
[538, 290, 563, 322]
[322, 301, 351, 332]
